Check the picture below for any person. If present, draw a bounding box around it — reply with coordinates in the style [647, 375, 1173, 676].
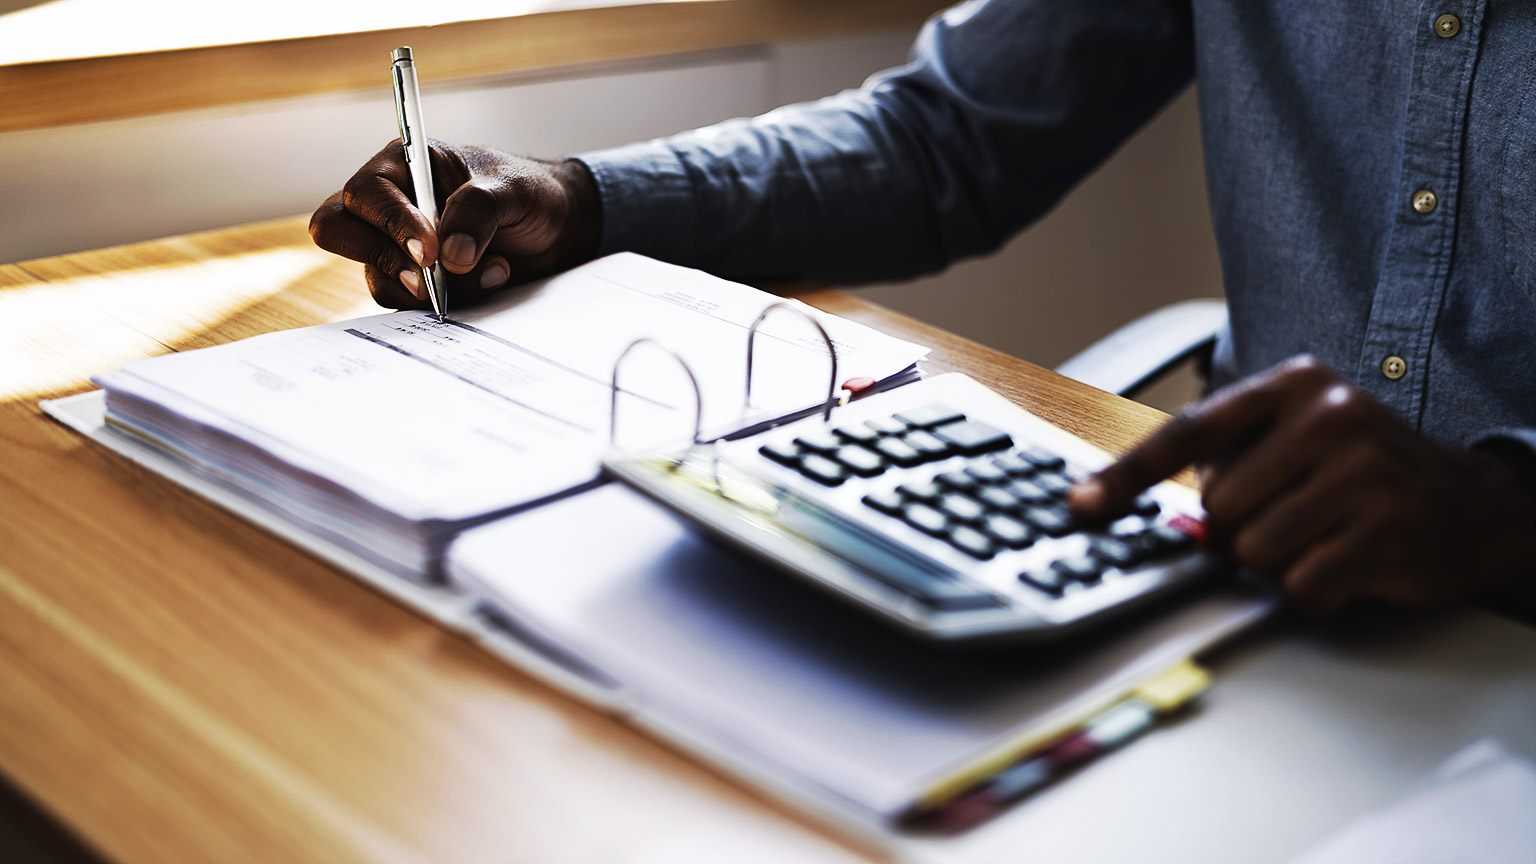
[310, 0, 1536, 618]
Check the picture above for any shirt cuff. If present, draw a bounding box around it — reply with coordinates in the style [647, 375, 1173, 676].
[571, 141, 701, 265]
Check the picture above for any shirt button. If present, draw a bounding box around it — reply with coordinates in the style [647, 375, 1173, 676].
[1434, 13, 1461, 38]
[1381, 356, 1407, 380]
[1412, 189, 1438, 214]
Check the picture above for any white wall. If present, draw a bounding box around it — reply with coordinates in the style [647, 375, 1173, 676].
[1, 28, 1220, 409]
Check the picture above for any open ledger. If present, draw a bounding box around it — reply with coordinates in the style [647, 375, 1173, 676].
[43, 251, 1274, 843]
[83, 253, 928, 581]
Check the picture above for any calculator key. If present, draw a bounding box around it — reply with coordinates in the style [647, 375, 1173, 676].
[1035, 472, 1074, 496]
[935, 470, 980, 493]
[946, 525, 997, 560]
[833, 445, 886, 477]
[902, 430, 953, 459]
[982, 514, 1035, 549]
[894, 404, 966, 429]
[896, 480, 944, 502]
[932, 420, 1013, 455]
[862, 490, 905, 515]
[902, 503, 950, 536]
[1149, 523, 1198, 554]
[860, 563, 1000, 611]
[938, 493, 986, 524]
[1020, 568, 1068, 596]
[834, 422, 882, 444]
[1168, 514, 1207, 545]
[866, 415, 909, 436]
[1023, 505, 1073, 537]
[1053, 555, 1102, 583]
[975, 485, 1023, 512]
[1018, 447, 1066, 471]
[797, 453, 848, 486]
[991, 452, 1035, 476]
[759, 441, 802, 467]
[964, 460, 1009, 484]
[1089, 536, 1139, 569]
[794, 430, 842, 454]
[873, 436, 925, 467]
[1132, 495, 1162, 517]
[1007, 478, 1052, 504]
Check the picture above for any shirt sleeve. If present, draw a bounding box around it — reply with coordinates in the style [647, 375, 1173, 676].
[573, 0, 1195, 284]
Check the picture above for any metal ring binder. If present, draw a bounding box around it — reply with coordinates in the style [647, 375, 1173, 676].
[745, 303, 840, 423]
[609, 338, 705, 449]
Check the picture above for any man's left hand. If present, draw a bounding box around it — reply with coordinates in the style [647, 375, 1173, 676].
[1070, 356, 1536, 616]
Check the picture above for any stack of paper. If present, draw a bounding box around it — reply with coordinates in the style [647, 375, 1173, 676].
[92, 254, 928, 580]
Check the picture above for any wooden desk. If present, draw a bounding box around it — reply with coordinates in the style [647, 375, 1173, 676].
[0, 215, 1173, 862]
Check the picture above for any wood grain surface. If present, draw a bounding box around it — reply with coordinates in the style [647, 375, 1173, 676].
[0, 215, 1170, 863]
[0, 0, 943, 133]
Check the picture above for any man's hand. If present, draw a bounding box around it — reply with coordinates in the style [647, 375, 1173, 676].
[1070, 356, 1536, 616]
[309, 140, 601, 309]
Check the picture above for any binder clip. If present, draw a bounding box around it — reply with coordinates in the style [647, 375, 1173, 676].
[744, 302, 840, 424]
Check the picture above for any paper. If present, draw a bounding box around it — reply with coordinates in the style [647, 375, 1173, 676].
[1291, 739, 1536, 864]
[448, 484, 1274, 823]
[93, 254, 928, 556]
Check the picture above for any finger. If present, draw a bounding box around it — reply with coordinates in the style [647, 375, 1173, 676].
[1280, 528, 1370, 618]
[437, 168, 566, 274]
[340, 141, 440, 267]
[364, 264, 430, 311]
[1224, 442, 1376, 575]
[1201, 381, 1373, 527]
[311, 193, 424, 300]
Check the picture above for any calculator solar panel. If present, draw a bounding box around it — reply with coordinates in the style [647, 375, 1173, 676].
[605, 374, 1218, 643]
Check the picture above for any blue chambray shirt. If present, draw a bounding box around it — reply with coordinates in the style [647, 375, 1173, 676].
[577, 0, 1536, 454]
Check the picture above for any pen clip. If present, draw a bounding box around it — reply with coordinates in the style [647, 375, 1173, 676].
[392, 64, 411, 150]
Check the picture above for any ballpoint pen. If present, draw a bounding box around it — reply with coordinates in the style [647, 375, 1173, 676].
[391, 46, 447, 322]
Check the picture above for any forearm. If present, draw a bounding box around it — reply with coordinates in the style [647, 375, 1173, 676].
[576, 0, 1197, 284]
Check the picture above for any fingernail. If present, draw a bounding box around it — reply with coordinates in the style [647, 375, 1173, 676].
[481, 262, 509, 290]
[400, 269, 424, 300]
[405, 238, 426, 266]
[1069, 477, 1104, 512]
[441, 233, 475, 268]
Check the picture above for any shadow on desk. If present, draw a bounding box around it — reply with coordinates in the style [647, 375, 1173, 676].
[0, 773, 102, 864]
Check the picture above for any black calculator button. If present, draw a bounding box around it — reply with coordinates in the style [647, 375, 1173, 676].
[1089, 536, 1139, 569]
[1034, 472, 1074, 496]
[902, 430, 953, 459]
[759, 441, 802, 467]
[834, 422, 882, 444]
[975, 485, 1023, 512]
[982, 514, 1035, 549]
[797, 454, 848, 486]
[946, 525, 997, 560]
[1148, 524, 1197, 554]
[1132, 495, 1162, 517]
[862, 490, 906, 515]
[793, 430, 842, 454]
[833, 445, 886, 477]
[873, 436, 925, 467]
[896, 480, 944, 503]
[1053, 556, 1102, 583]
[991, 452, 1035, 476]
[1020, 568, 1067, 596]
[1023, 505, 1073, 537]
[894, 404, 966, 428]
[938, 493, 986, 524]
[1007, 478, 1052, 504]
[902, 503, 950, 536]
[964, 460, 1009, 484]
[1019, 447, 1066, 471]
[932, 420, 1013, 455]
[866, 415, 909, 436]
[935, 470, 979, 493]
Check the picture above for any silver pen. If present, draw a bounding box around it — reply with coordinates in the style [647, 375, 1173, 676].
[391, 46, 447, 322]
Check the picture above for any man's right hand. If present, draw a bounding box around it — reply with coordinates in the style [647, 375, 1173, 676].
[309, 140, 602, 310]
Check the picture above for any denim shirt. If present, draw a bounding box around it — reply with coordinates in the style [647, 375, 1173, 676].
[577, 0, 1536, 453]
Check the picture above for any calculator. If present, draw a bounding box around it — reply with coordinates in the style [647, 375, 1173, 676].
[604, 374, 1218, 643]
